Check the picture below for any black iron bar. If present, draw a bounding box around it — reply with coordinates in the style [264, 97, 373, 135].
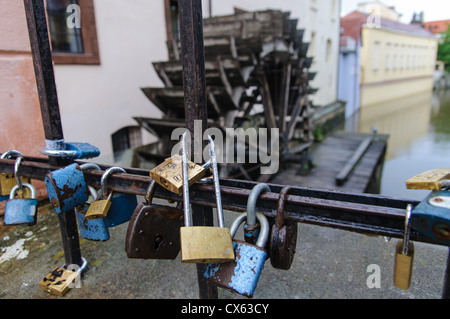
[178, 0, 217, 299]
[23, 0, 82, 268]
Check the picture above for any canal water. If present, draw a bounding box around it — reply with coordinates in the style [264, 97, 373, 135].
[346, 89, 450, 202]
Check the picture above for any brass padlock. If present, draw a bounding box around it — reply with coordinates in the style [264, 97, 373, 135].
[180, 134, 234, 263]
[394, 204, 415, 290]
[84, 167, 126, 220]
[39, 258, 87, 297]
[0, 153, 30, 196]
[406, 168, 450, 190]
[150, 154, 210, 195]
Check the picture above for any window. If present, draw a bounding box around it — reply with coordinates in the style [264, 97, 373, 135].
[373, 41, 380, 71]
[46, 0, 100, 64]
[164, 0, 180, 60]
[385, 43, 391, 70]
[326, 39, 332, 63]
[112, 126, 143, 154]
[399, 44, 405, 70]
[392, 44, 398, 70]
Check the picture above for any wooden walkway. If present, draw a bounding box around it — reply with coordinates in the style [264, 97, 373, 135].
[273, 131, 389, 194]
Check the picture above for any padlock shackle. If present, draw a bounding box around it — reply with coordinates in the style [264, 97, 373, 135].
[100, 167, 127, 197]
[14, 156, 24, 190]
[276, 186, 291, 229]
[208, 135, 225, 228]
[10, 183, 36, 199]
[181, 132, 192, 227]
[1, 150, 22, 159]
[145, 180, 158, 205]
[247, 183, 271, 227]
[230, 212, 269, 248]
[403, 204, 413, 255]
[80, 163, 101, 172]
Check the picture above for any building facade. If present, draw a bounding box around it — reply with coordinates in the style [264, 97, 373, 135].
[340, 4, 438, 114]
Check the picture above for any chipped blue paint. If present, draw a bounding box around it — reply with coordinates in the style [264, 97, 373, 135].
[204, 241, 267, 298]
[65, 143, 100, 160]
[412, 190, 450, 246]
[45, 163, 89, 214]
[4, 198, 39, 226]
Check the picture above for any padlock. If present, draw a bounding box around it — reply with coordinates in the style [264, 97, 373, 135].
[125, 180, 184, 259]
[45, 163, 89, 214]
[150, 154, 210, 195]
[180, 134, 235, 263]
[3, 183, 39, 226]
[406, 169, 450, 245]
[39, 257, 87, 297]
[0, 153, 31, 197]
[243, 183, 271, 245]
[85, 167, 137, 225]
[270, 186, 298, 270]
[394, 204, 415, 290]
[204, 212, 270, 298]
[76, 184, 110, 242]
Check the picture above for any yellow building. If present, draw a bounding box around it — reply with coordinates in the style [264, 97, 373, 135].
[341, 5, 438, 109]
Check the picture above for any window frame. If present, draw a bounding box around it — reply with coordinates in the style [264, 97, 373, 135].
[47, 0, 100, 65]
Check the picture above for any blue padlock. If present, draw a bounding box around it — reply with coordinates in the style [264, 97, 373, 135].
[45, 163, 90, 214]
[76, 186, 110, 242]
[204, 212, 270, 298]
[411, 190, 450, 245]
[41, 142, 100, 160]
[4, 183, 39, 226]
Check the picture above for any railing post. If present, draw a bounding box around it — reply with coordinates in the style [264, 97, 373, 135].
[23, 0, 82, 268]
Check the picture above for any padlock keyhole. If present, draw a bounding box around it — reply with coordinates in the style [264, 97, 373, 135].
[154, 235, 163, 251]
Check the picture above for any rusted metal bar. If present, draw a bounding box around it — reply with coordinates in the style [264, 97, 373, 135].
[23, 0, 82, 268]
[0, 157, 433, 245]
[178, 0, 217, 299]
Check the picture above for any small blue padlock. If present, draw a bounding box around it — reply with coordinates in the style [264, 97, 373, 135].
[41, 142, 100, 160]
[76, 186, 110, 242]
[204, 212, 270, 298]
[4, 183, 39, 226]
[45, 163, 89, 214]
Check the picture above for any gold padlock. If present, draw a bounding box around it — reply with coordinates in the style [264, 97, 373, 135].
[84, 167, 126, 220]
[393, 205, 415, 290]
[0, 153, 30, 196]
[39, 258, 87, 297]
[150, 155, 209, 195]
[179, 134, 234, 263]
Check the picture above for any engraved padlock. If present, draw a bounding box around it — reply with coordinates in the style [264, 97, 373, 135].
[0, 151, 30, 197]
[39, 257, 87, 297]
[150, 149, 211, 195]
[45, 163, 90, 214]
[125, 180, 184, 259]
[4, 183, 39, 226]
[204, 212, 270, 298]
[180, 134, 235, 263]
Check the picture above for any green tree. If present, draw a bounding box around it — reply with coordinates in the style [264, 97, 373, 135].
[437, 24, 450, 72]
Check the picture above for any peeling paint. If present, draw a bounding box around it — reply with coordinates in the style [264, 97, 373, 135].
[0, 236, 34, 264]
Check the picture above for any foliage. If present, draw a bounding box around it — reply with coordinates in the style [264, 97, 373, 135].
[437, 24, 450, 72]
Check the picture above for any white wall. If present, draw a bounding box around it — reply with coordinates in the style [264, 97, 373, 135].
[205, 0, 341, 107]
[54, 0, 167, 161]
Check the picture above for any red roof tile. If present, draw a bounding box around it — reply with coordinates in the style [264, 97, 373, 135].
[424, 20, 450, 34]
[341, 11, 435, 42]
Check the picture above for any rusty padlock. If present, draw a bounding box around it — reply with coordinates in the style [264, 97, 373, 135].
[125, 180, 184, 259]
[269, 186, 298, 270]
[0, 151, 30, 197]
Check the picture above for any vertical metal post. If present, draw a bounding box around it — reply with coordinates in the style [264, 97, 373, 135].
[178, 0, 218, 299]
[23, 0, 82, 267]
